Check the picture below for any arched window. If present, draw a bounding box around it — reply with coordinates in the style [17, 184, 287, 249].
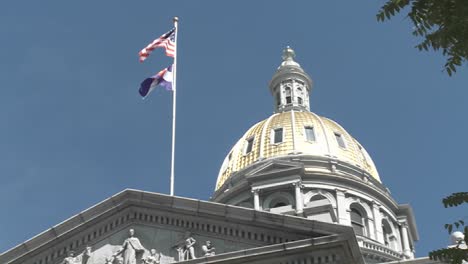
[285, 87, 292, 104]
[238, 201, 254, 209]
[350, 209, 364, 235]
[382, 219, 396, 249]
[382, 221, 391, 246]
[296, 87, 303, 105]
[272, 201, 287, 208]
[349, 204, 367, 236]
[308, 194, 329, 206]
[264, 192, 294, 212]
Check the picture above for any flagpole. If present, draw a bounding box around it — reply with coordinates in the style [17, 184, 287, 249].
[170, 17, 178, 196]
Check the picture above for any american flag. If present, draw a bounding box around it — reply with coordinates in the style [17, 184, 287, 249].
[139, 28, 176, 62]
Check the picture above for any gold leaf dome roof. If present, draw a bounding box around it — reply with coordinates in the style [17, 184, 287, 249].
[215, 111, 380, 190]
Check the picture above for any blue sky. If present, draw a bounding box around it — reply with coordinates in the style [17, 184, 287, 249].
[1, 0, 467, 257]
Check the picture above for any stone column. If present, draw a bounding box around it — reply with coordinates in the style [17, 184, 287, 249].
[372, 202, 384, 243]
[400, 222, 411, 258]
[252, 189, 260, 210]
[294, 182, 304, 214]
[335, 189, 350, 225]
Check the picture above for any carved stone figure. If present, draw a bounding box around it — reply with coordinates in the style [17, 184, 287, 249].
[143, 249, 160, 264]
[62, 247, 92, 264]
[116, 257, 124, 264]
[173, 232, 196, 261]
[183, 236, 196, 260]
[201, 241, 215, 257]
[62, 252, 79, 264]
[112, 229, 146, 264]
[104, 257, 114, 264]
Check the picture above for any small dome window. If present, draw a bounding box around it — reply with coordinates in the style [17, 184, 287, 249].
[304, 126, 316, 142]
[297, 87, 303, 97]
[272, 128, 284, 144]
[284, 86, 292, 105]
[334, 132, 346, 149]
[220, 154, 230, 173]
[244, 137, 254, 154]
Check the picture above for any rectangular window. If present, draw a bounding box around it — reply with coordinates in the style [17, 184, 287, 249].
[298, 97, 303, 105]
[334, 133, 346, 148]
[245, 137, 254, 154]
[286, 96, 292, 104]
[305, 126, 316, 141]
[273, 128, 283, 144]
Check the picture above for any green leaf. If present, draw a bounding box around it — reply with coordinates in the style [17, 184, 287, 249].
[377, 0, 468, 77]
[446, 223, 454, 233]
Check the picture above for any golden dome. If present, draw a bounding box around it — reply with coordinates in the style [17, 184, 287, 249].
[216, 111, 380, 190]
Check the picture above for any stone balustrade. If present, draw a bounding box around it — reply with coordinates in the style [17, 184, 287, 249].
[357, 235, 403, 261]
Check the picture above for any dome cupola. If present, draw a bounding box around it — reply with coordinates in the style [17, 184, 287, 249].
[269, 46, 313, 113]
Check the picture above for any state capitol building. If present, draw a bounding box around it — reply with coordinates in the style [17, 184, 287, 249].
[1, 47, 453, 264]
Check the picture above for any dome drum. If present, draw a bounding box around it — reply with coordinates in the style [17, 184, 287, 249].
[212, 156, 417, 262]
[213, 155, 393, 211]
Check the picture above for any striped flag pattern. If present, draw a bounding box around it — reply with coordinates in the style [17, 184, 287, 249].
[139, 28, 176, 62]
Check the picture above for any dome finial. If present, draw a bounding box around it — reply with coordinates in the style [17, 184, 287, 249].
[282, 46, 296, 62]
[280, 46, 300, 67]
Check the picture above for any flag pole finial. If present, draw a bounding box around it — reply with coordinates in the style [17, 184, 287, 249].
[173, 17, 179, 23]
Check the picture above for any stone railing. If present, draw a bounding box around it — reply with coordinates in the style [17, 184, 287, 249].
[357, 236, 403, 260]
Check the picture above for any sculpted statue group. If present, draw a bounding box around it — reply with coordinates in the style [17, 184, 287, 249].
[61, 229, 216, 264]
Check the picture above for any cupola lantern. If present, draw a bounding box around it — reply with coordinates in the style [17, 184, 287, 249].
[269, 46, 313, 113]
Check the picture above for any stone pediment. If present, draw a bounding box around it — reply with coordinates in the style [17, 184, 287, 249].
[245, 160, 304, 181]
[0, 189, 361, 264]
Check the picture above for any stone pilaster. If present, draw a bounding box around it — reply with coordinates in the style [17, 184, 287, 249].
[293, 182, 304, 214]
[252, 189, 260, 210]
[335, 189, 350, 225]
[400, 222, 411, 258]
[372, 202, 384, 243]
